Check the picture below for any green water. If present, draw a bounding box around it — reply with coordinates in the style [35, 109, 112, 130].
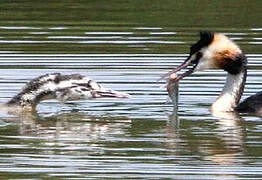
[1, 0, 262, 179]
[1, 0, 262, 54]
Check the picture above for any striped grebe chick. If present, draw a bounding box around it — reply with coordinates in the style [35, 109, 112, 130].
[162, 31, 262, 115]
[1, 73, 129, 112]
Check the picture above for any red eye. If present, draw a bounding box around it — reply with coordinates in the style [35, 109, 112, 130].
[196, 52, 203, 59]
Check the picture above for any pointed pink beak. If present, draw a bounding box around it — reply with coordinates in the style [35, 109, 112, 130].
[160, 54, 200, 82]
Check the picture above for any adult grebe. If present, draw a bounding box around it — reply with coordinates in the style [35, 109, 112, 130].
[162, 31, 261, 114]
[1, 73, 129, 112]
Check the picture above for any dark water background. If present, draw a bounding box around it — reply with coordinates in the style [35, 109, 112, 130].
[1, 0, 262, 179]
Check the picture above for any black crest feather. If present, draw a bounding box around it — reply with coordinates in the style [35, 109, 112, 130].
[200, 31, 214, 44]
[190, 31, 214, 55]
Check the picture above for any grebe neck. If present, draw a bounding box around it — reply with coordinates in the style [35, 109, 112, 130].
[211, 53, 247, 112]
[211, 67, 247, 112]
[5, 73, 87, 110]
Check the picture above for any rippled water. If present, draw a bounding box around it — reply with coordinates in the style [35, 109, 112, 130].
[1, 1, 262, 179]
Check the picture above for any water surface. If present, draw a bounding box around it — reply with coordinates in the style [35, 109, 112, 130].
[1, 1, 262, 179]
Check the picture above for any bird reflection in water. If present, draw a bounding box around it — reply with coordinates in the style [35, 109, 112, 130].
[165, 104, 245, 166]
[165, 73, 181, 154]
[164, 73, 245, 166]
[205, 111, 245, 165]
[2, 111, 131, 152]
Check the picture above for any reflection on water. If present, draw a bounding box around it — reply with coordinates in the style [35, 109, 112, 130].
[1, 0, 262, 179]
[207, 112, 245, 165]
[1, 49, 262, 179]
[0, 107, 251, 179]
[1, 54, 262, 179]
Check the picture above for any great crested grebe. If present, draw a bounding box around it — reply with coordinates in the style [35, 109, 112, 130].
[162, 31, 262, 114]
[0, 73, 129, 112]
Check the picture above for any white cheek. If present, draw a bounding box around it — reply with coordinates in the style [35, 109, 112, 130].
[201, 47, 214, 60]
[195, 60, 208, 71]
[195, 48, 216, 71]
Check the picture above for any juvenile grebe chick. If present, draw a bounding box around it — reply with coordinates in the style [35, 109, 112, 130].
[161, 31, 262, 115]
[3, 73, 129, 111]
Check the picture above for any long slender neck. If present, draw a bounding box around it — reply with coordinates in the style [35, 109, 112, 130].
[6, 84, 55, 110]
[211, 67, 247, 112]
[6, 73, 86, 110]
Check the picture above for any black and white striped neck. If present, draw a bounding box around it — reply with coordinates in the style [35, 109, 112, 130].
[6, 73, 129, 110]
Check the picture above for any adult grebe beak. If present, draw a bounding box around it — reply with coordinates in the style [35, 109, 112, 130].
[160, 53, 200, 82]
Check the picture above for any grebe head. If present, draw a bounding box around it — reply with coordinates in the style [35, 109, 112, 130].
[162, 31, 246, 81]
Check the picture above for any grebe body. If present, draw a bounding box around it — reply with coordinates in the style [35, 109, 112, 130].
[163, 31, 262, 115]
[2, 73, 129, 112]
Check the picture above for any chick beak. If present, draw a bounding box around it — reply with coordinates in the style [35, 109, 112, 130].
[160, 54, 200, 82]
[92, 89, 130, 98]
